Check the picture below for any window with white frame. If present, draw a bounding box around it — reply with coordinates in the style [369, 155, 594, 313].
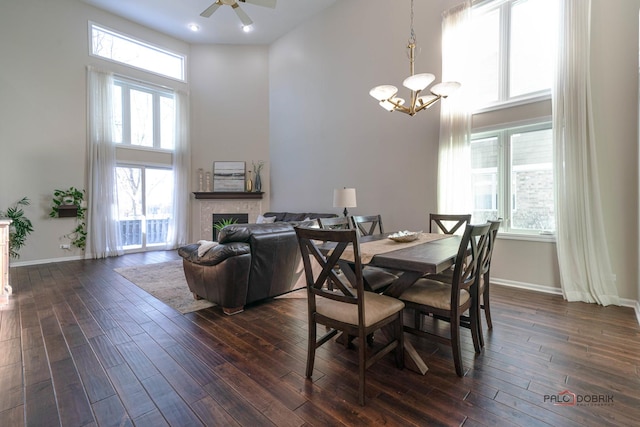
[111, 78, 177, 250]
[113, 78, 175, 150]
[468, 0, 557, 235]
[469, 0, 557, 110]
[471, 124, 554, 233]
[90, 23, 185, 82]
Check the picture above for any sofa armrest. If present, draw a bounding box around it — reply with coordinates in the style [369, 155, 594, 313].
[178, 242, 250, 266]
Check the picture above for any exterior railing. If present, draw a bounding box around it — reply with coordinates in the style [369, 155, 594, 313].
[119, 218, 170, 246]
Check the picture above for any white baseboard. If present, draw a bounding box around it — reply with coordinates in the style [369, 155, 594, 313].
[10, 255, 85, 267]
[493, 277, 640, 325]
[492, 278, 564, 295]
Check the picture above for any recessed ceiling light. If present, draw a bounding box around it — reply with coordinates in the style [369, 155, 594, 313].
[242, 24, 253, 33]
[188, 23, 200, 32]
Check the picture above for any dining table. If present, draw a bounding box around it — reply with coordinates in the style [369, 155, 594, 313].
[336, 231, 462, 375]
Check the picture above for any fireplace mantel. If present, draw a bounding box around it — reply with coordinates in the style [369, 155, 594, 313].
[193, 192, 263, 200]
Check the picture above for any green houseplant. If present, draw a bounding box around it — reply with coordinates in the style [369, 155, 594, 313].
[49, 187, 87, 250]
[1, 197, 34, 259]
[213, 217, 238, 232]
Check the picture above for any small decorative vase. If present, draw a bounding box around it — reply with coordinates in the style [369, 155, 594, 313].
[254, 171, 262, 192]
[246, 171, 253, 192]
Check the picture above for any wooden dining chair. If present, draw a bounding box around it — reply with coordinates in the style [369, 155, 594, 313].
[428, 219, 501, 348]
[429, 213, 471, 235]
[318, 215, 398, 293]
[399, 222, 491, 377]
[351, 215, 384, 236]
[294, 226, 404, 405]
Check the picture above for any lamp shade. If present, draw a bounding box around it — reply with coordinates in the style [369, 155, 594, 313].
[369, 85, 398, 101]
[403, 73, 435, 92]
[333, 188, 357, 208]
[430, 81, 461, 97]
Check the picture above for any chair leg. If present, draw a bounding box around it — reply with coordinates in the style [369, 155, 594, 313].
[450, 317, 464, 377]
[358, 332, 367, 406]
[306, 322, 316, 378]
[470, 303, 482, 354]
[483, 282, 493, 330]
[395, 315, 404, 369]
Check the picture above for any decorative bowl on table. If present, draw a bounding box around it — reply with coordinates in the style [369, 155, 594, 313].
[388, 230, 421, 242]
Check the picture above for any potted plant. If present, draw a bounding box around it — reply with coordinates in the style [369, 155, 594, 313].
[213, 217, 238, 241]
[49, 187, 87, 250]
[0, 197, 34, 259]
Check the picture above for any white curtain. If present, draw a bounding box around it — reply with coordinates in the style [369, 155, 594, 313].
[167, 90, 191, 248]
[552, 0, 619, 305]
[437, 1, 473, 215]
[86, 66, 123, 258]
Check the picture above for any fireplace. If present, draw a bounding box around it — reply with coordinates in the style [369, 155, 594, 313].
[212, 213, 248, 240]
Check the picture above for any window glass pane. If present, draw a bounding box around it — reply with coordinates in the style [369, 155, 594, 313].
[471, 137, 499, 224]
[145, 168, 173, 245]
[116, 166, 143, 248]
[470, 8, 500, 107]
[91, 24, 185, 81]
[509, 0, 555, 97]
[112, 84, 123, 143]
[130, 89, 153, 147]
[510, 128, 554, 230]
[160, 95, 175, 150]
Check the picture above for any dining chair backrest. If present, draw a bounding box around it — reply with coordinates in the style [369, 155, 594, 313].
[481, 219, 501, 278]
[451, 222, 491, 307]
[318, 216, 352, 230]
[351, 215, 384, 236]
[295, 227, 364, 306]
[429, 213, 472, 235]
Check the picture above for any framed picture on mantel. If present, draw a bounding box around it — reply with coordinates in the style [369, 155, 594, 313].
[213, 161, 246, 192]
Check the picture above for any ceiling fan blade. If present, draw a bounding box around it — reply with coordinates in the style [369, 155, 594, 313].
[200, 2, 222, 18]
[232, 4, 253, 26]
[241, 0, 277, 8]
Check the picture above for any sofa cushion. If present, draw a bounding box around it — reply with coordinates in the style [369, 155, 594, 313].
[218, 223, 295, 244]
[263, 212, 337, 222]
[178, 242, 251, 266]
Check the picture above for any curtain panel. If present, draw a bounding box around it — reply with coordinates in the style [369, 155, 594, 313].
[437, 1, 473, 215]
[168, 90, 191, 249]
[552, 0, 618, 305]
[86, 67, 123, 258]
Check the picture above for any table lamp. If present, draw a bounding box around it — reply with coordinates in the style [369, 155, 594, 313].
[333, 187, 357, 217]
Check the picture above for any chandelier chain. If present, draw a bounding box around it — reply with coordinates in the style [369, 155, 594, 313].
[409, 0, 416, 44]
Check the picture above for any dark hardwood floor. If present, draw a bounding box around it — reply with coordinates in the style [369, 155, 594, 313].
[1, 251, 639, 426]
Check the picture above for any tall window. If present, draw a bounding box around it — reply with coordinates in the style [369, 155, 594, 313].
[112, 77, 177, 250]
[468, 0, 557, 235]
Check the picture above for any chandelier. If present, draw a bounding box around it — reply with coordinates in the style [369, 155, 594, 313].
[369, 0, 460, 116]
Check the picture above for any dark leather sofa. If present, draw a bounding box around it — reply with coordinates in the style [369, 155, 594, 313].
[178, 212, 336, 314]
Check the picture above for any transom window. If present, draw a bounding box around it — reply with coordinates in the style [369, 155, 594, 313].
[90, 23, 185, 82]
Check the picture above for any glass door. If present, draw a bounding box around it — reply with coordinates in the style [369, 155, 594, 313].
[116, 165, 173, 251]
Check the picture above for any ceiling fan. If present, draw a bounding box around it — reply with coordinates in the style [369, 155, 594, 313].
[200, 0, 277, 27]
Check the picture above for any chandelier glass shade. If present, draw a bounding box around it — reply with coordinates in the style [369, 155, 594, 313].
[370, 0, 460, 116]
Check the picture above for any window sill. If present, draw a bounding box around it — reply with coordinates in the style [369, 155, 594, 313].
[497, 232, 556, 243]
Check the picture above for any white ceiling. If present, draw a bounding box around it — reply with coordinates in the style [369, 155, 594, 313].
[81, 0, 338, 45]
